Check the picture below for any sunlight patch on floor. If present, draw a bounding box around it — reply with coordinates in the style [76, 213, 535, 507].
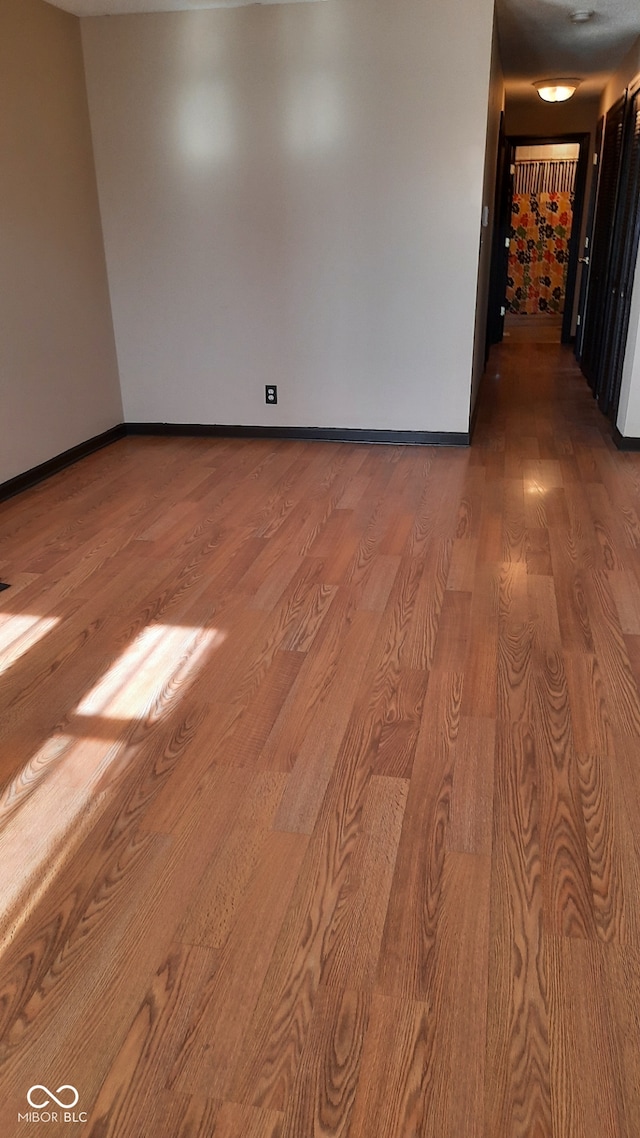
[0, 621, 226, 952]
[0, 733, 127, 949]
[76, 624, 225, 720]
[0, 613, 59, 677]
[0, 734, 74, 824]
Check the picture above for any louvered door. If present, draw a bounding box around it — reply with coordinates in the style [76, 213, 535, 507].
[576, 117, 604, 361]
[599, 88, 640, 418]
[580, 95, 626, 393]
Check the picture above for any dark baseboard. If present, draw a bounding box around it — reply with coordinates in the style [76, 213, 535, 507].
[613, 427, 640, 451]
[1, 419, 470, 504]
[125, 422, 470, 447]
[0, 425, 126, 503]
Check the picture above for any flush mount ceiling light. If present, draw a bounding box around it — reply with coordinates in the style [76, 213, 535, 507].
[570, 9, 595, 21]
[534, 78, 582, 102]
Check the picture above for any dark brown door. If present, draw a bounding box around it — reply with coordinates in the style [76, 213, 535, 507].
[580, 96, 626, 397]
[599, 87, 640, 419]
[575, 117, 604, 361]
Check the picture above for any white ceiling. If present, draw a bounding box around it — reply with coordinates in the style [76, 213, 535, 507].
[496, 0, 640, 90]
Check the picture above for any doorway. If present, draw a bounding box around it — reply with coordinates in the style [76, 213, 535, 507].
[486, 132, 591, 352]
[504, 142, 580, 344]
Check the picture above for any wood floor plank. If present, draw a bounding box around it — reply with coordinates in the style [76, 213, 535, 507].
[368, 666, 428, 779]
[200, 649, 305, 770]
[319, 775, 408, 990]
[526, 525, 553, 576]
[177, 771, 290, 947]
[548, 935, 627, 1138]
[375, 670, 463, 1000]
[503, 477, 528, 562]
[403, 538, 452, 670]
[345, 994, 432, 1138]
[431, 588, 471, 672]
[140, 1091, 221, 1138]
[528, 574, 596, 939]
[461, 562, 500, 717]
[584, 482, 629, 571]
[602, 944, 640, 1137]
[353, 851, 491, 1138]
[447, 715, 496, 855]
[421, 851, 491, 1138]
[609, 568, 640, 635]
[477, 478, 504, 564]
[226, 751, 373, 1110]
[356, 553, 401, 612]
[170, 830, 308, 1100]
[454, 465, 486, 539]
[485, 719, 551, 1138]
[547, 528, 595, 653]
[280, 986, 370, 1138]
[576, 750, 640, 943]
[497, 561, 534, 725]
[584, 570, 640, 736]
[446, 535, 479, 591]
[564, 649, 614, 755]
[255, 589, 369, 774]
[84, 942, 217, 1138]
[272, 609, 380, 833]
[210, 1102, 284, 1138]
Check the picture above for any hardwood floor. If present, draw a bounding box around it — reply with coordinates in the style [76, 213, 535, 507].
[503, 314, 563, 344]
[1, 341, 640, 1135]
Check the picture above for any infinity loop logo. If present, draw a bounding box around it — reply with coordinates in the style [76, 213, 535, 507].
[27, 1085, 79, 1110]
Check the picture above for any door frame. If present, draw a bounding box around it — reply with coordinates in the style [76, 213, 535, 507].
[575, 118, 604, 361]
[485, 114, 513, 354]
[488, 131, 591, 345]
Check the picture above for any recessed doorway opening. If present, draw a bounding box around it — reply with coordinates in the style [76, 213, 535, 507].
[485, 130, 590, 356]
[504, 142, 580, 344]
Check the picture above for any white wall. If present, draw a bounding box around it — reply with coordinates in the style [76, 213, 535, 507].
[505, 92, 601, 139]
[0, 0, 122, 486]
[82, 0, 495, 435]
[600, 34, 640, 116]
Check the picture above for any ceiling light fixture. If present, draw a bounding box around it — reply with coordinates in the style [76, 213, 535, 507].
[570, 9, 594, 22]
[534, 78, 581, 102]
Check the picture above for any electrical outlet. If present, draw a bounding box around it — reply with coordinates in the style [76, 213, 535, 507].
[265, 385, 278, 405]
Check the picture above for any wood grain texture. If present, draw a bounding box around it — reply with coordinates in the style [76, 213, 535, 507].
[3, 340, 640, 1135]
[375, 669, 462, 1000]
[447, 714, 496, 855]
[576, 750, 640, 944]
[486, 720, 552, 1138]
[528, 573, 596, 939]
[280, 986, 370, 1138]
[548, 935, 626, 1138]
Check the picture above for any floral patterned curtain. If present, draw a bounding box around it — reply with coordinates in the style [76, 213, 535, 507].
[506, 190, 574, 315]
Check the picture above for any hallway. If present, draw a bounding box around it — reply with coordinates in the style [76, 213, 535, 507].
[1, 342, 640, 1135]
[473, 340, 640, 1135]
